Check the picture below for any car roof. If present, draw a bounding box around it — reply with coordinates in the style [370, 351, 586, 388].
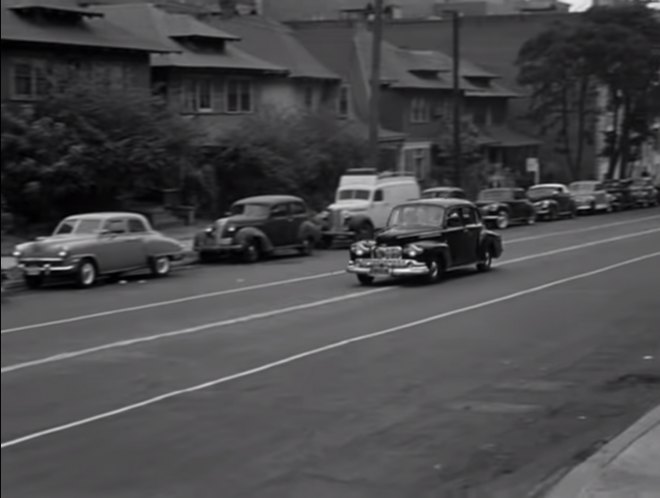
[423, 187, 462, 192]
[530, 183, 565, 188]
[64, 212, 146, 220]
[234, 195, 303, 205]
[400, 198, 474, 208]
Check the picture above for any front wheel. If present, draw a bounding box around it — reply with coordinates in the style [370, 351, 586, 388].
[495, 211, 510, 230]
[76, 259, 97, 288]
[477, 245, 494, 272]
[242, 240, 260, 263]
[526, 213, 537, 225]
[150, 256, 171, 277]
[24, 274, 44, 289]
[423, 257, 445, 284]
[357, 274, 375, 286]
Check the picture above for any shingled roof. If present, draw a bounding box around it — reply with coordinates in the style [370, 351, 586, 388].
[1, 0, 170, 52]
[96, 3, 287, 73]
[204, 15, 340, 80]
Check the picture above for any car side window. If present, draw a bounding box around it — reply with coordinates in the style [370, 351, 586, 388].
[446, 209, 463, 228]
[461, 206, 478, 225]
[373, 189, 384, 202]
[128, 218, 148, 233]
[289, 202, 306, 216]
[454, 191, 467, 199]
[514, 189, 525, 200]
[104, 219, 127, 234]
[270, 204, 289, 218]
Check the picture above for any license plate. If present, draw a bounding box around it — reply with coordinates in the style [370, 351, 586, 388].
[24, 267, 42, 276]
[371, 266, 390, 276]
[219, 238, 233, 245]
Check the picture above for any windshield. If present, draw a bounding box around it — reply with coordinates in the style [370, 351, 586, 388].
[53, 218, 103, 235]
[230, 203, 269, 218]
[478, 189, 513, 202]
[337, 189, 371, 201]
[569, 182, 597, 192]
[528, 186, 560, 200]
[387, 205, 445, 228]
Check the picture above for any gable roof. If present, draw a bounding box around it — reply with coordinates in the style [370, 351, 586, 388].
[96, 4, 287, 73]
[203, 15, 340, 80]
[353, 28, 519, 97]
[0, 0, 170, 52]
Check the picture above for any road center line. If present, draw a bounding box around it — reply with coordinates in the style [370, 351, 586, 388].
[2, 214, 658, 335]
[2, 228, 658, 375]
[2, 251, 657, 450]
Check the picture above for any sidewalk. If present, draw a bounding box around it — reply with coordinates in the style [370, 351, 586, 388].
[545, 405, 660, 498]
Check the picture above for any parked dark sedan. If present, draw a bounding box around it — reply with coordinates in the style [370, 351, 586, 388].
[527, 183, 576, 221]
[475, 188, 537, 229]
[629, 177, 659, 208]
[194, 195, 321, 263]
[346, 199, 503, 285]
[602, 179, 636, 211]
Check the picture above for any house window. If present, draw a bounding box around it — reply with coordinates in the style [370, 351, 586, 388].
[338, 84, 350, 118]
[182, 78, 213, 113]
[410, 97, 431, 123]
[226, 79, 253, 113]
[11, 61, 48, 100]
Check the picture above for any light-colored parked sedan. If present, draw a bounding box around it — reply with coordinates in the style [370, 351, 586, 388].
[12, 212, 186, 289]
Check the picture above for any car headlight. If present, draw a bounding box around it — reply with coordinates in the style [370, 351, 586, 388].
[12, 249, 21, 258]
[204, 226, 214, 234]
[404, 243, 423, 258]
[226, 225, 236, 233]
[350, 240, 374, 257]
[57, 247, 69, 258]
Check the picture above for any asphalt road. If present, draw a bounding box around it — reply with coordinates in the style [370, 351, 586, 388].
[2, 208, 659, 498]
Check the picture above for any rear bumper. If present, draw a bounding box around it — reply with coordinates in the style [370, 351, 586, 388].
[346, 259, 430, 277]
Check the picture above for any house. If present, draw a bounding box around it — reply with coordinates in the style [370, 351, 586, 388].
[1, 0, 168, 105]
[293, 22, 539, 185]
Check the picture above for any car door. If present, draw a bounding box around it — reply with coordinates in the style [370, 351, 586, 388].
[288, 201, 308, 243]
[460, 206, 481, 263]
[443, 207, 469, 267]
[512, 189, 529, 220]
[126, 217, 150, 267]
[96, 218, 133, 271]
[558, 186, 571, 213]
[371, 188, 391, 229]
[263, 203, 292, 247]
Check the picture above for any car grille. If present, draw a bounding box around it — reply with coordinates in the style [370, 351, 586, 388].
[329, 209, 344, 230]
[375, 246, 403, 259]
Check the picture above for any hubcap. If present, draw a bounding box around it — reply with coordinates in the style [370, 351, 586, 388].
[246, 244, 258, 261]
[156, 257, 169, 274]
[497, 213, 509, 229]
[428, 261, 439, 279]
[81, 263, 95, 285]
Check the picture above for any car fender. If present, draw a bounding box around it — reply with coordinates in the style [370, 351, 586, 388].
[145, 234, 184, 259]
[234, 226, 273, 252]
[413, 240, 451, 266]
[347, 214, 373, 231]
[297, 221, 322, 243]
[479, 230, 503, 259]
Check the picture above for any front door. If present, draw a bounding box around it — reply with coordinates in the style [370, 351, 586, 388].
[264, 203, 292, 247]
[459, 206, 481, 263]
[97, 218, 140, 271]
[443, 208, 469, 267]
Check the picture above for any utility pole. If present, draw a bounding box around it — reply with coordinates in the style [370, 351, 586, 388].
[368, 0, 384, 170]
[444, 10, 462, 187]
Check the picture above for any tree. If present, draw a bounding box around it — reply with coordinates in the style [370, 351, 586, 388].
[1, 83, 202, 224]
[516, 4, 660, 180]
[210, 108, 369, 212]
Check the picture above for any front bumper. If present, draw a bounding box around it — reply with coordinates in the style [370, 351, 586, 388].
[18, 259, 76, 277]
[347, 258, 430, 277]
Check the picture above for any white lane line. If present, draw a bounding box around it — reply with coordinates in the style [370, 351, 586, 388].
[0, 288, 391, 374]
[504, 214, 660, 244]
[2, 227, 658, 375]
[2, 251, 657, 450]
[2, 214, 658, 336]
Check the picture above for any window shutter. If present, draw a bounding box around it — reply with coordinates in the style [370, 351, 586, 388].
[212, 78, 224, 112]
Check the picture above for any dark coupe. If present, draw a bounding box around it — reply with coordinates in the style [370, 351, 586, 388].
[475, 188, 537, 229]
[347, 199, 503, 285]
[527, 183, 576, 221]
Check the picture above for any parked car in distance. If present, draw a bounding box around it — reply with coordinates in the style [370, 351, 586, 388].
[568, 181, 613, 214]
[527, 184, 576, 221]
[602, 179, 635, 211]
[317, 169, 420, 247]
[347, 199, 503, 285]
[421, 186, 467, 200]
[628, 177, 659, 208]
[475, 188, 536, 229]
[194, 195, 321, 263]
[12, 212, 185, 289]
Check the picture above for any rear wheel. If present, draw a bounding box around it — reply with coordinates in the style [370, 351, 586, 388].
[76, 259, 97, 288]
[357, 274, 375, 286]
[495, 211, 509, 230]
[477, 245, 494, 272]
[526, 212, 536, 225]
[150, 256, 171, 277]
[298, 236, 315, 256]
[24, 274, 44, 289]
[354, 222, 374, 241]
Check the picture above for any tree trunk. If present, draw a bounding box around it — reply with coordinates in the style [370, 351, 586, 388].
[560, 84, 577, 178]
[606, 95, 621, 179]
[575, 75, 590, 180]
[619, 95, 632, 179]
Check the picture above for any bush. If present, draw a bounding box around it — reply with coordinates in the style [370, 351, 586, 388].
[0, 83, 202, 223]
[209, 109, 370, 212]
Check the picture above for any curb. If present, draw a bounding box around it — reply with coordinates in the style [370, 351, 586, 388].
[544, 405, 660, 498]
[2, 252, 199, 293]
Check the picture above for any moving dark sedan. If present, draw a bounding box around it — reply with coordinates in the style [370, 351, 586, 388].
[475, 188, 537, 229]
